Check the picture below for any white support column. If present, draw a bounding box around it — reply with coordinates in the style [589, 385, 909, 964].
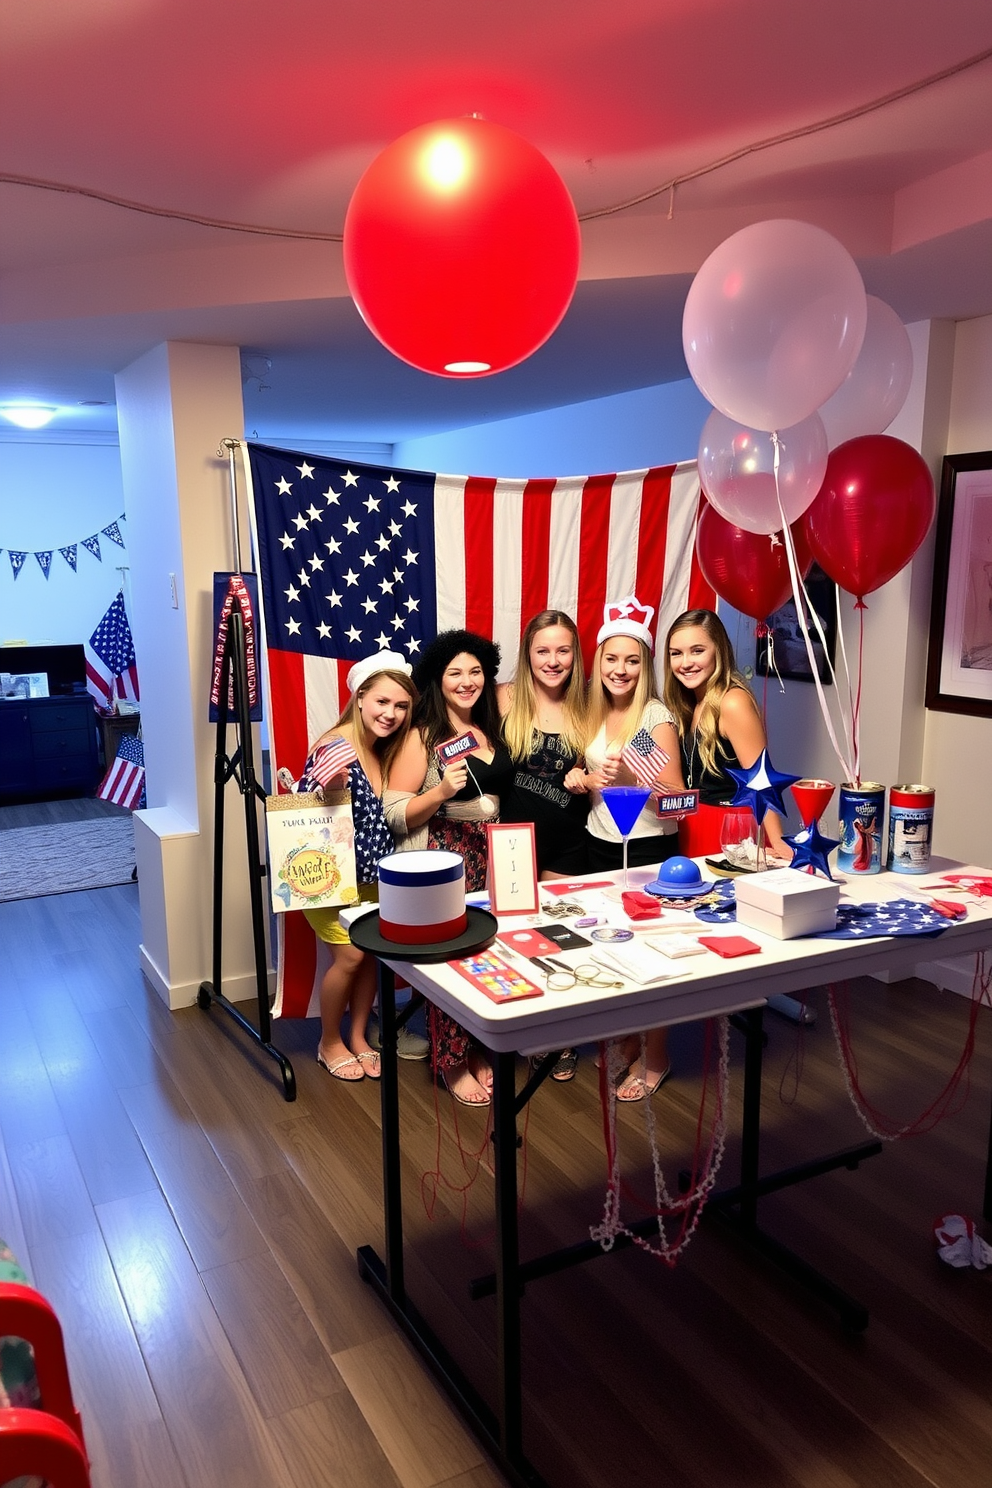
[116, 342, 267, 1008]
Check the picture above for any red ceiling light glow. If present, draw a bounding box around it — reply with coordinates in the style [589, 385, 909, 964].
[344, 116, 581, 378]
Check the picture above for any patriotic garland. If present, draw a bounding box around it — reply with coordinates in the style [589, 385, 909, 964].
[210, 573, 259, 715]
[1, 514, 126, 579]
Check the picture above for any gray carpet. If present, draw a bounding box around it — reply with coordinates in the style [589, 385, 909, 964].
[0, 816, 136, 901]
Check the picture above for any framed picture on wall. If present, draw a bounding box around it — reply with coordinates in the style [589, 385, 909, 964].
[925, 450, 992, 717]
[754, 564, 837, 684]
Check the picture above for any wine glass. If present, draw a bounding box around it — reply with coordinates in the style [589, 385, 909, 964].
[720, 807, 761, 871]
[601, 786, 651, 890]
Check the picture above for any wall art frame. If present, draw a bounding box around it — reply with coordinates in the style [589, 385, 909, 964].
[925, 450, 992, 718]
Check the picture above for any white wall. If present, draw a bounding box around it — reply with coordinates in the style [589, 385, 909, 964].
[393, 376, 711, 477]
[0, 435, 126, 648]
[921, 313, 992, 866]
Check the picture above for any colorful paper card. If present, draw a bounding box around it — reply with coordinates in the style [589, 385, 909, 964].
[449, 951, 544, 1003]
[437, 730, 480, 765]
[656, 789, 699, 818]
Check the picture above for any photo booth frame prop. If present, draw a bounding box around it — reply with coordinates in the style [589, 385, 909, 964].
[486, 822, 539, 915]
[926, 451, 992, 718]
[755, 563, 837, 683]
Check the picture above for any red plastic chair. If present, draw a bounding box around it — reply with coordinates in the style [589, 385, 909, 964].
[0, 1408, 91, 1487]
[0, 1282, 89, 1485]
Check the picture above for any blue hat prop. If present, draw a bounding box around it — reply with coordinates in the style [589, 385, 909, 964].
[644, 856, 714, 898]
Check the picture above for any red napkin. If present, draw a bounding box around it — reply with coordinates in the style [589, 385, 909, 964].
[621, 891, 662, 920]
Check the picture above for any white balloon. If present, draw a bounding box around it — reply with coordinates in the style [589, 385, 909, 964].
[698, 409, 828, 536]
[683, 219, 867, 432]
[818, 296, 913, 447]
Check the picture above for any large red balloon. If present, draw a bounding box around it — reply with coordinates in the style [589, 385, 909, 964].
[344, 117, 581, 378]
[696, 501, 813, 620]
[803, 435, 935, 599]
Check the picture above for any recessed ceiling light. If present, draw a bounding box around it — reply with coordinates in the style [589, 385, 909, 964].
[0, 404, 58, 429]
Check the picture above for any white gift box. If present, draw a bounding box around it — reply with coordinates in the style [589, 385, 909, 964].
[734, 867, 840, 939]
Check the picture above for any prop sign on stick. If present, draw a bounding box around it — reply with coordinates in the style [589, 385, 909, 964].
[344, 117, 580, 378]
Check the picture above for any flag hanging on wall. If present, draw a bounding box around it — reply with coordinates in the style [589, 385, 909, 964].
[86, 589, 140, 712]
[244, 441, 713, 1017]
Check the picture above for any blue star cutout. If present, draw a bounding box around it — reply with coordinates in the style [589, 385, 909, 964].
[726, 749, 801, 826]
[784, 817, 840, 879]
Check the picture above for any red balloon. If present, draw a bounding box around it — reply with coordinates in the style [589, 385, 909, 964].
[804, 435, 935, 599]
[344, 117, 580, 378]
[696, 501, 813, 620]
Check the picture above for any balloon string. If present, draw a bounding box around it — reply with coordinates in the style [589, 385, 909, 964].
[771, 433, 856, 783]
[853, 604, 866, 787]
[789, 548, 855, 764]
[834, 582, 859, 783]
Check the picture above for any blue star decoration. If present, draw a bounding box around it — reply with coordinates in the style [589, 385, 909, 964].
[726, 749, 801, 826]
[784, 817, 840, 880]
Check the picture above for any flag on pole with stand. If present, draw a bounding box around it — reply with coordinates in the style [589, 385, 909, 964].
[86, 590, 140, 711]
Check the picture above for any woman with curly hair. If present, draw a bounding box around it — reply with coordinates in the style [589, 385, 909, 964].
[386, 630, 514, 1105]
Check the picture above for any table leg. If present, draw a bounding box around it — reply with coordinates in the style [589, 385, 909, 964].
[377, 962, 405, 1303]
[985, 1084, 992, 1223]
[492, 1049, 524, 1463]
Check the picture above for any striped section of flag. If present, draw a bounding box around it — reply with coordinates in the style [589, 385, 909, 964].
[244, 444, 712, 1018]
[96, 732, 146, 810]
[307, 736, 358, 787]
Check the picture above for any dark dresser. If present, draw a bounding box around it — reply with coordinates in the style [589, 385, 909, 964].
[0, 695, 101, 801]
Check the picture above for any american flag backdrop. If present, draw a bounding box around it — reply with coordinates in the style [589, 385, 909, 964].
[243, 442, 712, 1017]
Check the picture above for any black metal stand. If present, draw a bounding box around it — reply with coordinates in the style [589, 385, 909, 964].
[196, 598, 296, 1102]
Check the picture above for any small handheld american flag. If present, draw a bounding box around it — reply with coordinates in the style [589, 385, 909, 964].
[620, 728, 671, 790]
[307, 736, 358, 788]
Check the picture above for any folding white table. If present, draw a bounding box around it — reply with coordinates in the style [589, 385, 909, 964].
[349, 860, 992, 1488]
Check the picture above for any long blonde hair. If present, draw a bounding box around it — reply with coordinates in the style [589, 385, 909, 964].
[331, 669, 417, 789]
[503, 610, 586, 760]
[584, 635, 659, 749]
[662, 609, 758, 775]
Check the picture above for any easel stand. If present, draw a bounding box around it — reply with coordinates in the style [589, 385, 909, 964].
[196, 598, 296, 1101]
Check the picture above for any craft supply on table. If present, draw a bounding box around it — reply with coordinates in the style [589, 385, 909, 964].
[695, 879, 951, 939]
[838, 782, 885, 875]
[541, 879, 614, 896]
[539, 922, 593, 951]
[734, 867, 841, 939]
[591, 926, 634, 943]
[497, 928, 561, 958]
[646, 933, 708, 958]
[621, 890, 663, 920]
[449, 950, 544, 1003]
[697, 934, 762, 958]
[591, 939, 678, 985]
[886, 784, 935, 873]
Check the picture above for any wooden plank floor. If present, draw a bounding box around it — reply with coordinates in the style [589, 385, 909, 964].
[2, 882, 992, 1488]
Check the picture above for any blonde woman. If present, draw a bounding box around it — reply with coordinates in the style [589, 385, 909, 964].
[662, 608, 790, 861]
[566, 598, 683, 874]
[297, 652, 416, 1082]
[565, 599, 683, 1101]
[498, 609, 590, 879]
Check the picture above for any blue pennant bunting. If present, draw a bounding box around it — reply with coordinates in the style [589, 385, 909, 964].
[59, 545, 78, 571]
[34, 550, 53, 579]
[101, 520, 125, 548]
[8, 550, 27, 579]
[81, 534, 102, 561]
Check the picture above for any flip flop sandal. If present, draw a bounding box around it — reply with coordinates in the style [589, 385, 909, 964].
[440, 1070, 491, 1107]
[616, 1064, 672, 1103]
[551, 1049, 578, 1081]
[355, 1051, 381, 1079]
[317, 1051, 365, 1081]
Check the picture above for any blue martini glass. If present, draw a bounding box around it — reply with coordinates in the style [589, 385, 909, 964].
[601, 785, 652, 889]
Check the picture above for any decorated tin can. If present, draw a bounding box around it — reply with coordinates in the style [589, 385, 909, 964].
[886, 785, 935, 874]
[837, 783, 885, 875]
